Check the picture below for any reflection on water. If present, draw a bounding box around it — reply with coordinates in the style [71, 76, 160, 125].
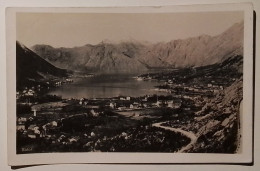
[48, 74, 168, 99]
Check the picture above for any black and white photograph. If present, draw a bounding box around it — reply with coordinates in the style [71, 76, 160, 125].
[6, 4, 253, 165]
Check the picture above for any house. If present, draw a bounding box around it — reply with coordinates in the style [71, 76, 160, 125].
[134, 113, 140, 117]
[17, 124, 25, 130]
[86, 105, 99, 109]
[167, 100, 174, 108]
[109, 102, 116, 109]
[155, 100, 163, 107]
[34, 129, 41, 135]
[137, 77, 143, 81]
[42, 125, 47, 136]
[118, 106, 127, 111]
[213, 89, 219, 93]
[130, 102, 140, 109]
[33, 126, 40, 132]
[17, 117, 27, 123]
[121, 132, 127, 137]
[28, 117, 34, 121]
[167, 100, 182, 109]
[79, 98, 86, 105]
[168, 79, 173, 84]
[69, 137, 80, 143]
[51, 121, 58, 127]
[27, 127, 40, 138]
[65, 78, 73, 83]
[28, 134, 36, 139]
[194, 88, 199, 92]
[223, 107, 232, 114]
[126, 96, 131, 101]
[174, 95, 182, 98]
[57, 135, 66, 142]
[24, 89, 35, 96]
[195, 102, 203, 107]
[55, 81, 62, 86]
[90, 109, 99, 117]
[188, 87, 194, 91]
[142, 96, 148, 102]
[91, 132, 95, 137]
[183, 95, 189, 99]
[28, 124, 37, 131]
[184, 107, 191, 111]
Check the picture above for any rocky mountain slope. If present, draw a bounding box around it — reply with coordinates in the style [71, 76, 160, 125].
[187, 78, 243, 153]
[16, 41, 67, 89]
[158, 53, 243, 153]
[31, 21, 243, 73]
[140, 22, 243, 68]
[179, 54, 243, 153]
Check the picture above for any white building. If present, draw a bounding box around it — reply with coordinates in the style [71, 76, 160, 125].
[17, 124, 25, 131]
[51, 121, 58, 127]
[109, 102, 116, 109]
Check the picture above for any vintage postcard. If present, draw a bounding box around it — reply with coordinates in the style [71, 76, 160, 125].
[6, 4, 253, 166]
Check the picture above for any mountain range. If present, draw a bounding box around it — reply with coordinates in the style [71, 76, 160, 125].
[31, 21, 243, 73]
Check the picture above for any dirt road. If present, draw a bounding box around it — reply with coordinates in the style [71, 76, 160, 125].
[152, 122, 197, 153]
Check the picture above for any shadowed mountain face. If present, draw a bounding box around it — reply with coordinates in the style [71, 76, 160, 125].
[32, 42, 148, 73]
[16, 41, 67, 88]
[31, 21, 243, 73]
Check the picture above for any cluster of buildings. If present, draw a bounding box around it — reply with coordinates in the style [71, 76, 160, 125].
[77, 95, 184, 112]
[17, 114, 59, 139]
[54, 78, 73, 87]
[16, 86, 40, 100]
[16, 78, 74, 102]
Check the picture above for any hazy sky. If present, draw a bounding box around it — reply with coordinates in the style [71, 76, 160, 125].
[16, 11, 243, 48]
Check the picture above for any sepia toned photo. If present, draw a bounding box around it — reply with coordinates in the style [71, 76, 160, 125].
[7, 4, 253, 165]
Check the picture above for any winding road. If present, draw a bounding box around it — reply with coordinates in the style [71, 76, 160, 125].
[152, 122, 197, 153]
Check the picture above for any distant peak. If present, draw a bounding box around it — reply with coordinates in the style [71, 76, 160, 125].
[230, 20, 244, 29]
[32, 44, 54, 49]
[198, 34, 211, 38]
[220, 20, 244, 35]
[16, 41, 32, 52]
[16, 41, 26, 48]
[99, 39, 114, 45]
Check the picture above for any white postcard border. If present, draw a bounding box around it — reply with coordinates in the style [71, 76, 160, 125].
[6, 4, 253, 166]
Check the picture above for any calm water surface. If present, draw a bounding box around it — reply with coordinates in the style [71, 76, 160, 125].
[48, 74, 169, 99]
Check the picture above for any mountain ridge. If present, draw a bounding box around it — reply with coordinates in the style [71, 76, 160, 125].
[31, 21, 243, 73]
[16, 41, 68, 89]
